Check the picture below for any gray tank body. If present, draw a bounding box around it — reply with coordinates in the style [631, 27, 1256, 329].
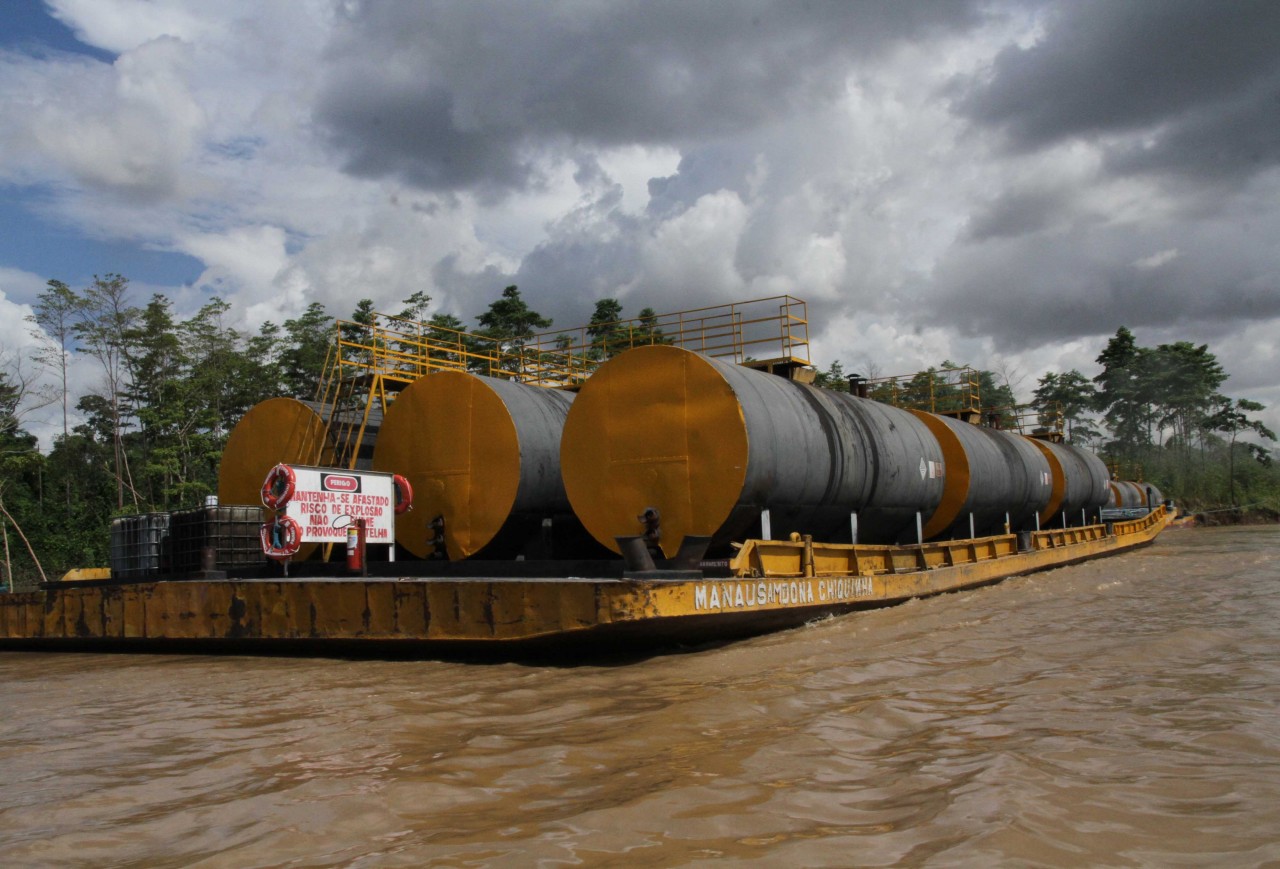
[926, 414, 1054, 538]
[1034, 438, 1111, 526]
[711, 358, 948, 545]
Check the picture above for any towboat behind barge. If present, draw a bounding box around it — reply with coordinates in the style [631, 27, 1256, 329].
[0, 507, 1171, 656]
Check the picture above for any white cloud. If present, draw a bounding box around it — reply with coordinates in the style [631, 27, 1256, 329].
[1133, 248, 1180, 270]
[0, 288, 37, 354]
[0, 267, 50, 307]
[179, 225, 290, 307]
[4, 36, 206, 200]
[0, 286, 90, 449]
[594, 145, 681, 214]
[642, 190, 751, 301]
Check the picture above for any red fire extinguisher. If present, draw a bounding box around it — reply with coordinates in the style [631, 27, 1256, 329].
[346, 517, 367, 575]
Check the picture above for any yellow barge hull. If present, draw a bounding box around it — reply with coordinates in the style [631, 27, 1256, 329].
[0, 509, 1170, 656]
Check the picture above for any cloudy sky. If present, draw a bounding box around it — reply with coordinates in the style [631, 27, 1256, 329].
[1, 0, 1277, 444]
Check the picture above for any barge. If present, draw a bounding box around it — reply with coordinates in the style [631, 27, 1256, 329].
[0, 297, 1174, 657]
[0, 508, 1170, 656]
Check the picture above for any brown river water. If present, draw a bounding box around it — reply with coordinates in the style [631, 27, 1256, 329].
[2, 525, 1278, 867]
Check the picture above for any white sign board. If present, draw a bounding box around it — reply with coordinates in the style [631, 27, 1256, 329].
[283, 466, 396, 544]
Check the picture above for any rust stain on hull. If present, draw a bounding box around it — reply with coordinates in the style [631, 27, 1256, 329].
[0, 509, 1170, 653]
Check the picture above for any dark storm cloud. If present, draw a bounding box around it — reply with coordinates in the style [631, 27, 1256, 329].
[957, 0, 1280, 184]
[646, 144, 760, 219]
[319, 85, 535, 194]
[316, 0, 982, 194]
[964, 186, 1074, 242]
[919, 208, 1280, 351]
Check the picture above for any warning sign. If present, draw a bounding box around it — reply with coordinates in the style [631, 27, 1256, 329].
[282, 466, 396, 544]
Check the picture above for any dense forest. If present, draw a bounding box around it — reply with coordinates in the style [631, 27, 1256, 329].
[1, 275, 1274, 589]
[814, 327, 1276, 519]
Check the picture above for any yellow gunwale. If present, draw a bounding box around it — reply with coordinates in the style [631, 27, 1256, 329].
[0, 508, 1171, 652]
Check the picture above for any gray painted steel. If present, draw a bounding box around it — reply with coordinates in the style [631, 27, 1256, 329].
[1140, 481, 1164, 508]
[932, 415, 1053, 537]
[1040, 439, 1110, 523]
[1109, 479, 1163, 509]
[1107, 480, 1144, 509]
[482, 376, 576, 514]
[708, 358, 947, 545]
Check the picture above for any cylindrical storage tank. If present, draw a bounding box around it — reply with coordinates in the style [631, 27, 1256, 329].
[911, 412, 1053, 538]
[1140, 481, 1164, 509]
[218, 397, 338, 560]
[371, 371, 580, 559]
[1108, 480, 1164, 510]
[1107, 480, 1145, 509]
[560, 345, 948, 557]
[1023, 438, 1110, 526]
[219, 397, 337, 506]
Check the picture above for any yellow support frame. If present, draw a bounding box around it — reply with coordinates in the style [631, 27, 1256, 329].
[311, 294, 813, 472]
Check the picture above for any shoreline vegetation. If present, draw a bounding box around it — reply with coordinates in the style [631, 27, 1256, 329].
[1182, 505, 1280, 526]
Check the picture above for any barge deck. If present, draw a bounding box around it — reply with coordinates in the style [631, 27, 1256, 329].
[0, 508, 1171, 657]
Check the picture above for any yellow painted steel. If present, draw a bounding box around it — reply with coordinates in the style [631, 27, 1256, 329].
[732, 534, 1019, 578]
[218, 398, 336, 506]
[60, 567, 111, 582]
[371, 371, 522, 559]
[1108, 481, 1121, 507]
[560, 345, 750, 557]
[330, 293, 813, 393]
[864, 366, 982, 416]
[0, 509, 1171, 648]
[910, 410, 971, 538]
[218, 397, 336, 560]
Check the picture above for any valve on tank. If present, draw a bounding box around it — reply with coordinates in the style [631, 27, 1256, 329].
[426, 514, 449, 561]
[639, 507, 662, 559]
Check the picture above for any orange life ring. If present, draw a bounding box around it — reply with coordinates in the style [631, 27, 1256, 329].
[261, 463, 296, 509]
[393, 474, 414, 514]
[260, 515, 302, 560]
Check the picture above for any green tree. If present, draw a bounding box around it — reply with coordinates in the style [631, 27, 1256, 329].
[477, 285, 552, 340]
[0, 363, 54, 588]
[395, 290, 433, 323]
[33, 398, 117, 573]
[418, 311, 489, 372]
[476, 286, 552, 375]
[586, 298, 627, 360]
[1149, 341, 1225, 451]
[813, 359, 849, 391]
[1094, 326, 1157, 462]
[388, 291, 434, 375]
[185, 298, 267, 436]
[278, 302, 333, 399]
[1204, 397, 1275, 506]
[634, 307, 667, 346]
[245, 321, 285, 397]
[341, 298, 376, 349]
[339, 298, 379, 396]
[976, 369, 1018, 428]
[26, 279, 79, 441]
[1032, 370, 1101, 446]
[180, 298, 261, 500]
[72, 274, 139, 510]
[897, 366, 963, 413]
[123, 295, 187, 507]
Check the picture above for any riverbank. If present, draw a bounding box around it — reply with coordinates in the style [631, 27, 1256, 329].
[1183, 504, 1280, 526]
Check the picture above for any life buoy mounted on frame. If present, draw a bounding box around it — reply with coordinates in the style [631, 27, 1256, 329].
[261, 463, 296, 509]
[392, 474, 414, 515]
[260, 515, 302, 560]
